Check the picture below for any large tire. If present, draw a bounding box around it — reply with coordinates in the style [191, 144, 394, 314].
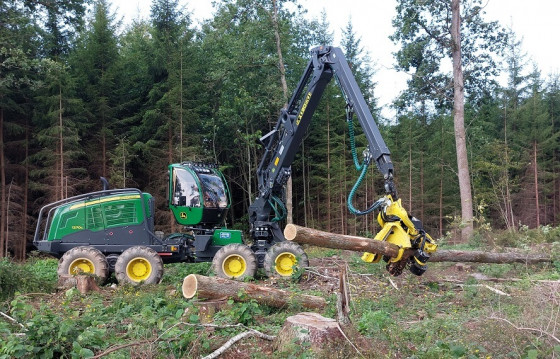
[212, 243, 257, 280]
[114, 246, 164, 285]
[57, 246, 109, 284]
[264, 241, 309, 279]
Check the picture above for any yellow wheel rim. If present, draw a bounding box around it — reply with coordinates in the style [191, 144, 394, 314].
[69, 258, 95, 274]
[222, 254, 247, 278]
[126, 257, 152, 282]
[275, 252, 297, 276]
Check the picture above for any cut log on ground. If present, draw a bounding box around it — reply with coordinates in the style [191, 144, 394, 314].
[429, 250, 551, 264]
[182, 274, 326, 310]
[284, 224, 553, 264]
[274, 312, 346, 356]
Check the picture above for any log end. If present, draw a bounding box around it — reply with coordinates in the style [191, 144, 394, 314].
[182, 274, 198, 299]
[284, 224, 297, 241]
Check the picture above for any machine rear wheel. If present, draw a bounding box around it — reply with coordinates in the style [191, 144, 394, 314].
[264, 242, 308, 279]
[212, 243, 257, 280]
[115, 246, 164, 285]
[57, 246, 109, 284]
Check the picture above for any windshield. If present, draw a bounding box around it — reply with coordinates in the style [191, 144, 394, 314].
[172, 168, 200, 207]
[199, 173, 228, 209]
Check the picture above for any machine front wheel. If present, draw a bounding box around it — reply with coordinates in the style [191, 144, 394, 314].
[264, 241, 308, 279]
[212, 243, 257, 280]
[57, 246, 109, 284]
[114, 246, 164, 285]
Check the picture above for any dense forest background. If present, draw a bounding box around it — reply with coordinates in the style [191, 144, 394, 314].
[2, 0, 559, 260]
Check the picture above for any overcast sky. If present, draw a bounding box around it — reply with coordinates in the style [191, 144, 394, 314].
[111, 0, 560, 118]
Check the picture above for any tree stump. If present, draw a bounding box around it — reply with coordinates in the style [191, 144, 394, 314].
[274, 313, 345, 356]
[193, 299, 229, 324]
[75, 275, 101, 294]
[58, 274, 77, 289]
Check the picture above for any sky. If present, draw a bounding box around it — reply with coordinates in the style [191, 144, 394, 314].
[111, 0, 560, 118]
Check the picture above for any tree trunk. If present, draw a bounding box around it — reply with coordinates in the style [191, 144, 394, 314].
[533, 141, 540, 227]
[285, 224, 405, 259]
[271, 0, 292, 224]
[451, 0, 474, 241]
[327, 102, 331, 233]
[284, 224, 553, 264]
[59, 85, 64, 201]
[22, 124, 29, 261]
[182, 274, 326, 310]
[0, 107, 5, 257]
[429, 250, 551, 264]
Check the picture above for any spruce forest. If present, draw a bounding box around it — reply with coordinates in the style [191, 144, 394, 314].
[2, 0, 560, 260]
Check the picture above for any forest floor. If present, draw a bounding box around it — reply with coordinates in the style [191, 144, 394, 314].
[1, 243, 560, 358]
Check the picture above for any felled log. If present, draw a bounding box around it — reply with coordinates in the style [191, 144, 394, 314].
[273, 313, 345, 355]
[182, 274, 326, 310]
[430, 250, 552, 264]
[284, 224, 553, 264]
[284, 224, 405, 258]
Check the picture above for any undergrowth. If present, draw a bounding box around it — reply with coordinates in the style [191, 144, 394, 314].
[0, 257, 58, 302]
[2, 227, 560, 358]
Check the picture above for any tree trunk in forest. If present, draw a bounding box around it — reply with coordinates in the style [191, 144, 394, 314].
[533, 141, 540, 227]
[6, 179, 13, 257]
[408, 122, 412, 210]
[327, 104, 332, 233]
[182, 274, 327, 310]
[169, 117, 175, 232]
[0, 107, 5, 257]
[302, 141, 308, 226]
[439, 118, 444, 238]
[180, 48, 184, 163]
[503, 102, 515, 230]
[284, 224, 553, 264]
[451, 0, 473, 241]
[420, 151, 425, 223]
[271, 0, 292, 224]
[58, 86, 64, 201]
[22, 124, 29, 260]
[102, 126, 106, 178]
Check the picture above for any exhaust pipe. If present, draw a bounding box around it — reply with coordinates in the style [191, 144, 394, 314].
[100, 177, 110, 191]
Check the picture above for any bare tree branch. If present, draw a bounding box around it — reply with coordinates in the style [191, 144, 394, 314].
[489, 316, 560, 344]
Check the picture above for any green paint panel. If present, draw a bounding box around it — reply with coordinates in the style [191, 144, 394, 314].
[170, 206, 204, 226]
[47, 193, 153, 241]
[211, 229, 243, 246]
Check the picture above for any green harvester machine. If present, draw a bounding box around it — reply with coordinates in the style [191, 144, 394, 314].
[33, 162, 258, 285]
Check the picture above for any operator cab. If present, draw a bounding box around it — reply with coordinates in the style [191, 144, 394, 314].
[169, 162, 231, 229]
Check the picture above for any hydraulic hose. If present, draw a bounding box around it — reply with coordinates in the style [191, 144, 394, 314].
[269, 195, 287, 222]
[346, 110, 382, 215]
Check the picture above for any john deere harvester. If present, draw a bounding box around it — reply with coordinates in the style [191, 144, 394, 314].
[33, 162, 255, 285]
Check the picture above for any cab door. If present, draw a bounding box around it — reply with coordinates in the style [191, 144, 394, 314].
[169, 166, 203, 226]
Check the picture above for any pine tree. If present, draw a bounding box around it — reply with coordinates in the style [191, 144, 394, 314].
[70, 0, 120, 181]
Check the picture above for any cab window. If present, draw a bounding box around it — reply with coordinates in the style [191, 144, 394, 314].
[172, 168, 200, 207]
[199, 173, 228, 208]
